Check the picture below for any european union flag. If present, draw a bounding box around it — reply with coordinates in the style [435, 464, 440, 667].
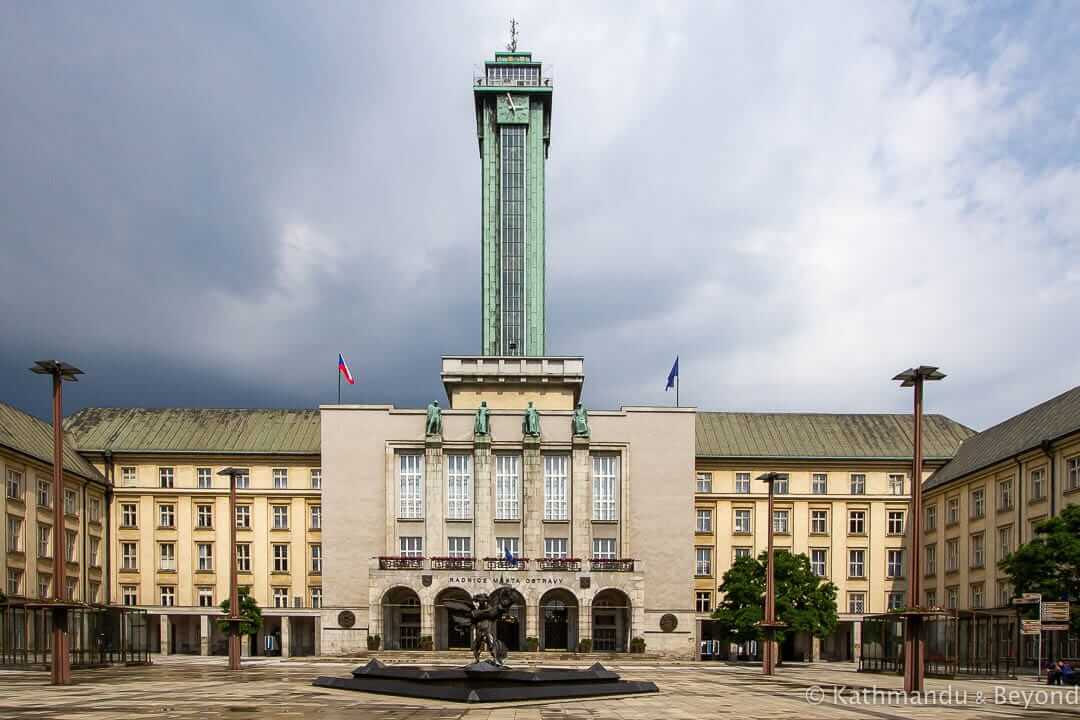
[665, 356, 679, 391]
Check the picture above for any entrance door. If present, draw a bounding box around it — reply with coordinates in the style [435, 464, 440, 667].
[543, 606, 569, 650]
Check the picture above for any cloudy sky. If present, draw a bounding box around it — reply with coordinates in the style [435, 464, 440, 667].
[2, 1, 1078, 431]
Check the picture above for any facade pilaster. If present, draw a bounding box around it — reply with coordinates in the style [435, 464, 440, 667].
[522, 436, 543, 560]
[571, 437, 591, 561]
[473, 436, 493, 559]
[199, 614, 209, 656]
[425, 436, 444, 558]
[159, 614, 170, 655]
[281, 616, 291, 658]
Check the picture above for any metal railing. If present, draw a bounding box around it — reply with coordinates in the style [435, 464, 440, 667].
[590, 559, 636, 573]
[430, 557, 475, 571]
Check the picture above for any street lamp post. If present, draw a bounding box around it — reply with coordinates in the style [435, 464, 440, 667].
[893, 365, 946, 694]
[29, 360, 83, 686]
[217, 467, 245, 671]
[757, 471, 787, 675]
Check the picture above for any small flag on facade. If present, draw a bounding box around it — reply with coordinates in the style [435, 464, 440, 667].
[665, 356, 679, 391]
[504, 546, 514, 564]
[338, 353, 355, 385]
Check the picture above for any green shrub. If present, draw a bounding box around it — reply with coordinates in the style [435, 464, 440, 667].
[419, 635, 434, 651]
[629, 637, 646, 653]
[525, 636, 539, 652]
[367, 634, 381, 651]
[577, 638, 593, 653]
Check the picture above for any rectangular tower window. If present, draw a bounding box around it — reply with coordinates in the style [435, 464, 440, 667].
[543, 455, 568, 521]
[495, 455, 520, 520]
[399, 454, 424, 519]
[447, 454, 473, 520]
[499, 124, 526, 355]
[592, 456, 618, 521]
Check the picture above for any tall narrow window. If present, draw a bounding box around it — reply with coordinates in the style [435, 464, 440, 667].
[37, 479, 51, 507]
[850, 474, 866, 495]
[159, 467, 174, 489]
[398, 454, 424, 519]
[500, 124, 526, 355]
[888, 474, 905, 495]
[197, 543, 213, 571]
[120, 467, 136, 487]
[543, 455, 569, 521]
[273, 543, 289, 572]
[887, 549, 904, 578]
[311, 544, 322, 573]
[121, 542, 138, 570]
[695, 547, 712, 576]
[811, 473, 828, 495]
[592, 455, 618, 521]
[849, 549, 866, 578]
[197, 467, 212, 489]
[310, 468, 322, 489]
[273, 468, 288, 489]
[734, 472, 750, 494]
[495, 455, 520, 520]
[810, 548, 827, 577]
[696, 472, 713, 493]
[237, 544, 251, 572]
[159, 542, 175, 571]
[447, 454, 473, 520]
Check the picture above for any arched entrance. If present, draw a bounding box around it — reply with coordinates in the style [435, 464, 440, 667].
[539, 589, 578, 651]
[495, 588, 526, 652]
[435, 588, 473, 651]
[382, 586, 421, 650]
[591, 589, 631, 652]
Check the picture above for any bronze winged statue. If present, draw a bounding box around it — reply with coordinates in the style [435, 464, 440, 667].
[442, 586, 518, 666]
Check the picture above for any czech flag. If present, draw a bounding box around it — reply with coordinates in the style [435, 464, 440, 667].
[338, 353, 355, 385]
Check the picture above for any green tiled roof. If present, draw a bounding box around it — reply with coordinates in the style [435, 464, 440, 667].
[696, 412, 974, 460]
[0, 401, 103, 481]
[64, 408, 320, 455]
[926, 384, 1080, 491]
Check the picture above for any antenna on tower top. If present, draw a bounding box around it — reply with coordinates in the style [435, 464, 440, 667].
[507, 18, 519, 52]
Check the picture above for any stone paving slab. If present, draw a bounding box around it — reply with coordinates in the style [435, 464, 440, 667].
[0, 657, 1078, 719]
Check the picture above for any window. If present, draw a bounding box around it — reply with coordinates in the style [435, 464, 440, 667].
[37, 525, 50, 557]
[197, 467, 212, 489]
[734, 546, 752, 560]
[64, 489, 77, 515]
[272, 505, 289, 530]
[88, 496, 101, 523]
[159, 542, 175, 571]
[998, 479, 1013, 511]
[887, 510, 905, 535]
[697, 472, 714, 493]
[946, 538, 959, 572]
[448, 536, 472, 558]
[160, 585, 175, 607]
[946, 586, 958, 610]
[734, 509, 752, 534]
[849, 510, 866, 535]
[887, 591, 905, 610]
[66, 577, 78, 600]
[850, 474, 866, 495]
[970, 583, 985, 609]
[236, 505, 251, 529]
[310, 505, 321, 530]
[810, 548, 827, 577]
[811, 473, 827, 495]
[496, 537, 519, 559]
[198, 587, 214, 607]
[696, 509, 712, 533]
[970, 533, 985, 568]
[970, 488, 985, 519]
[273, 468, 288, 489]
[498, 123, 526, 352]
[946, 497, 960, 525]
[6, 568, 22, 596]
[122, 585, 137, 606]
[237, 543, 251, 572]
[121, 503, 137, 527]
[848, 592, 865, 614]
[311, 543, 323, 572]
[399, 536, 422, 558]
[810, 509, 828, 534]
[159, 467, 174, 489]
[848, 549, 865, 578]
[773, 509, 789, 534]
[544, 537, 568, 559]
[926, 505, 937, 531]
[734, 472, 750, 494]
[696, 591, 712, 613]
[998, 525, 1012, 558]
[485, 63, 540, 85]
[773, 474, 789, 495]
[310, 587, 323, 609]
[398, 453, 424, 519]
[234, 469, 250, 489]
[1030, 514, 1047, 536]
[120, 466, 136, 486]
[542, 455, 568, 521]
[592, 456, 618, 521]
[696, 547, 712, 576]
[592, 538, 615, 559]
[887, 549, 904, 578]
[158, 504, 175, 528]
[37, 479, 50, 507]
[925, 544, 937, 575]
[1068, 457, 1080, 492]
[65, 529, 77, 562]
[448, 454, 474, 520]
[197, 542, 213, 571]
[6, 468, 22, 500]
[273, 587, 289, 608]
[89, 536, 100, 567]
[1030, 467, 1046, 500]
[889, 474, 905, 495]
[121, 542, 138, 570]
[272, 543, 289, 572]
[6, 517, 23, 553]
[998, 582, 1012, 608]
[495, 455, 521, 520]
[196, 504, 213, 529]
[310, 468, 322, 489]
[926, 589, 937, 608]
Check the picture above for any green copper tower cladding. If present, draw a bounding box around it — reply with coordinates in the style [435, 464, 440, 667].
[474, 51, 552, 356]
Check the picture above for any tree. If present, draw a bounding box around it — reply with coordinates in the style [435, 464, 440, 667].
[711, 551, 839, 645]
[217, 587, 262, 636]
[1000, 503, 1080, 634]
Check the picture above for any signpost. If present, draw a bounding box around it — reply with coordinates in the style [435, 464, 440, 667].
[1014, 593, 1043, 678]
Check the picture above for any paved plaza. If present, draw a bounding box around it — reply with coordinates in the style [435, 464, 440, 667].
[1, 657, 1078, 719]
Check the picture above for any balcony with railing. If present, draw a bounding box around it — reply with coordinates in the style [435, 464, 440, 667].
[429, 557, 476, 571]
[590, 558, 636, 573]
[483, 557, 530, 571]
[536, 558, 581, 572]
[378, 556, 424, 571]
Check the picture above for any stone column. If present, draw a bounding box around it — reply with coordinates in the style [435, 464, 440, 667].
[199, 615, 209, 656]
[281, 616, 291, 658]
[522, 436, 543, 560]
[571, 437, 591, 561]
[425, 436, 444, 558]
[474, 436, 493, 560]
[526, 602, 539, 645]
[159, 615, 170, 655]
[812, 635, 821, 662]
[314, 615, 322, 656]
[421, 603, 435, 646]
[852, 620, 862, 663]
[580, 602, 592, 648]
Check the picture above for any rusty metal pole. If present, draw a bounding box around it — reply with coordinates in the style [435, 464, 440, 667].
[903, 375, 925, 694]
[228, 470, 241, 670]
[50, 371, 71, 685]
[763, 475, 777, 675]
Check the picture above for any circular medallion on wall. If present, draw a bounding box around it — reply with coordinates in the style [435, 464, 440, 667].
[659, 613, 678, 632]
[337, 610, 356, 629]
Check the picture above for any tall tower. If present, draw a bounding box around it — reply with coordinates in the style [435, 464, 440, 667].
[474, 43, 552, 356]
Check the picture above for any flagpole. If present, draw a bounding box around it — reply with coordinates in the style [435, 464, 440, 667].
[338, 370, 341, 405]
[676, 373, 679, 408]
